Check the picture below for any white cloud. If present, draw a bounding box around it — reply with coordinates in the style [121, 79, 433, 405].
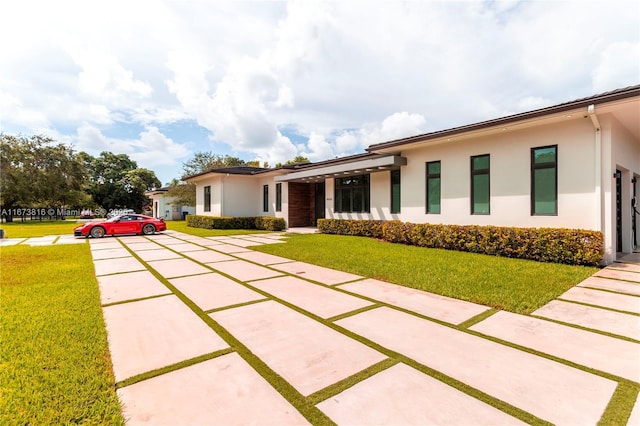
[75, 124, 189, 169]
[0, 0, 638, 182]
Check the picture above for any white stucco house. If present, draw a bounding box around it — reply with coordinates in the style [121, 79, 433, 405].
[185, 85, 640, 264]
[145, 187, 196, 220]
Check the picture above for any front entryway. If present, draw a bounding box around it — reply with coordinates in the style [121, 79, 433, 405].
[616, 169, 622, 253]
[287, 182, 326, 227]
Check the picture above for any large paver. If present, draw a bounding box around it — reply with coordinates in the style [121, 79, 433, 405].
[317, 363, 525, 425]
[55, 235, 86, 245]
[93, 257, 146, 276]
[559, 287, 640, 314]
[336, 307, 617, 425]
[234, 250, 294, 265]
[595, 268, 640, 283]
[90, 241, 123, 250]
[216, 238, 261, 247]
[118, 353, 309, 425]
[98, 270, 170, 305]
[532, 300, 640, 340]
[249, 275, 373, 318]
[578, 276, 640, 296]
[169, 273, 265, 311]
[271, 261, 362, 285]
[23, 236, 57, 246]
[339, 278, 489, 325]
[0, 238, 25, 246]
[471, 311, 640, 382]
[182, 249, 235, 263]
[147, 258, 211, 278]
[135, 248, 182, 262]
[164, 242, 204, 252]
[91, 247, 131, 260]
[118, 236, 151, 244]
[610, 262, 640, 273]
[209, 243, 252, 254]
[240, 236, 286, 245]
[208, 259, 283, 282]
[210, 300, 386, 396]
[122, 242, 161, 251]
[103, 295, 228, 382]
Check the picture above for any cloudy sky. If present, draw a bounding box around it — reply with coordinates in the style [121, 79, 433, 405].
[1, 0, 638, 185]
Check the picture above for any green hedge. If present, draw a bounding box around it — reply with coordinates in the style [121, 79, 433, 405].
[318, 219, 603, 266]
[186, 215, 286, 231]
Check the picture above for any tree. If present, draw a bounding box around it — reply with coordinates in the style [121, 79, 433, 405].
[181, 152, 246, 177]
[84, 151, 160, 212]
[275, 155, 311, 168]
[0, 134, 89, 221]
[165, 178, 196, 207]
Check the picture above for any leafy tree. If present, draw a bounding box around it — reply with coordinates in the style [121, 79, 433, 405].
[84, 151, 160, 212]
[0, 134, 89, 221]
[165, 178, 196, 207]
[181, 152, 246, 177]
[275, 155, 311, 168]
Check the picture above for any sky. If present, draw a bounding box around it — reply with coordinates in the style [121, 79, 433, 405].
[1, 0, 638, 185]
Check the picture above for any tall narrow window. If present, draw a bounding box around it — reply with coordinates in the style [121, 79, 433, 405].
[390, 170, 401, 213]
[204, 186, 211, 212]
[471, 154, 490, 214]
[263, 185, 269, 212]
[334, 174, 370, 213]
[531, 145, 557, 215]
[275, 183, 282, 212]
[426, 161, 441, 214]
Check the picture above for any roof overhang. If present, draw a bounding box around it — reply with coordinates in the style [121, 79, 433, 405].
[275, 154, 407, 183]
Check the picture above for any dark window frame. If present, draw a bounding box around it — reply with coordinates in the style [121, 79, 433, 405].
[390, 169, 401, 214]
[263, 184, 269, 213]
[334, 174, 370, 213]
[426, 161, 441, 214]
[275, 183, 282, 212]
[531, 145, 558, 216]
[204, 185, 211, 212]
[471, 154, 490, 215]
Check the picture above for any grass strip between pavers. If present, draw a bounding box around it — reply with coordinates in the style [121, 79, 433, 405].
[119, 242, 337, 426]
[116, 349, 234, 389]
[598, 382, 640, 426]
[129, 237, 550, 425]
[135, 230, 636, 424]
[101, 292, 173, 308]
[122, 231, 635, 424]
[557, 297, 640, 316]
[0, 244, 124, 425]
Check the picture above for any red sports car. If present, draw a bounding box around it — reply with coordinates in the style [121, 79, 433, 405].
[74, 214, 166, 238]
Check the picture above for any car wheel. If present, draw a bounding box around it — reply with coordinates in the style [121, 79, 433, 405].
[90, 226, 106, 238]
[142, 224, 156, 235]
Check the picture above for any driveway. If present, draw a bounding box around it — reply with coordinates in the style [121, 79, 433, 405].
[87, 230, 639, 425]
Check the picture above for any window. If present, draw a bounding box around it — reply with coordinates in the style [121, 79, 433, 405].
[334, 174, 370, 213]
[276, 183, 282, 212]
[426, 161, 441, 214]
[531, 145, 557, 215]
[263, 185, 269, 212]
[390, 170, 401, 213]
[204, 186, 211, 212]
[471, 154, 490, 214]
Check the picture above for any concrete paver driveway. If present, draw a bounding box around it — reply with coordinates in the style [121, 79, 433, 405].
[80, 231, 640, 424]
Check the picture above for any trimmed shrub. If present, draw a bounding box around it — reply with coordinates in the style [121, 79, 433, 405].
[317, 219, 603, 266]
[186, 215, 286, 231]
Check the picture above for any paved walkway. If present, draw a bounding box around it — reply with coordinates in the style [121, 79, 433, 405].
[8, 231, 640, 424]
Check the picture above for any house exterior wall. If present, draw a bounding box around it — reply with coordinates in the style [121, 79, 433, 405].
[327, 118, 599, 231]
[149, 192, 195, 220]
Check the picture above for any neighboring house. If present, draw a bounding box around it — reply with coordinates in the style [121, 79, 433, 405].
[184, 85, 640, 264]
[145, 187, 196, 220]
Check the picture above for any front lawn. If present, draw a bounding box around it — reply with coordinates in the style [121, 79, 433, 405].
[0, 244, 124, 424]
[0, 219, 79, 238]
[254, 233, 598, 314]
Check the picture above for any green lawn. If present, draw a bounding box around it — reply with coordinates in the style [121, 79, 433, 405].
[0, 244, 124, 424]
[253, 233, 599, 314]
[167, 220, 275, 236]
[0, 219, 79, 238]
